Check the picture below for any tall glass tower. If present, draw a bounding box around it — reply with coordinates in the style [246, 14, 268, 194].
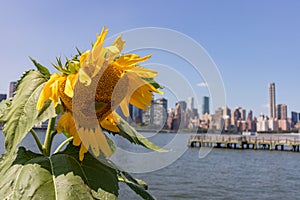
[269, 83, 276, 118]
[202, 96, 210, 115]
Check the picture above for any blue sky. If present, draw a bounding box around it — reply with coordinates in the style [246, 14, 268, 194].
[0, 1, 299, 118]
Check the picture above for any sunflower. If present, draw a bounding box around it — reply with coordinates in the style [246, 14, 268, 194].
[37, 27, 162, 160]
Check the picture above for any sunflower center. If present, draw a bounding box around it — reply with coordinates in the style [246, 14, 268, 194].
[71, 64, 129, 128]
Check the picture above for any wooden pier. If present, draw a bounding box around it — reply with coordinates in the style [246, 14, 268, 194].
[188, 134, 300, 152]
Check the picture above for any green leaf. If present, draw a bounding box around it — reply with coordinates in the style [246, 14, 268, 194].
[0, 98, 12, 121]
[2, 70, 57, 153]
[0, 144, 119, 200]
[29, 57, 51, 78]
[116, 118, 167, 152]
[119, 171, 155, 200]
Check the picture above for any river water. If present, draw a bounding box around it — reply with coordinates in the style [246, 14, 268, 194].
[1, 131, 300, 200]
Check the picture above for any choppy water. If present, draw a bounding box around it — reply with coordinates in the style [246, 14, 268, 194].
[1, 131, 300, 200]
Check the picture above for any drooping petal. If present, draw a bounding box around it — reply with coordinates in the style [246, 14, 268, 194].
[115, 54, 152, 67]
[79, 144, 88, 161]
[88, 128, 100, 157]
[49, 80, 60, 107]
[37, 73, 62, 110]
[119, 98, 130, 117]
[64, 74, 78, 98]
[78, 68, 91, 86]
[94, 126, 113, 157]
[128, 66, 157, 78]
[100, 114, 120, 133]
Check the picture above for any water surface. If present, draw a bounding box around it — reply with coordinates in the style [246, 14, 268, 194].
[1, 131, 300, 200]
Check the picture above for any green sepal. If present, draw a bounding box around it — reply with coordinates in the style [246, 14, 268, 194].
[143, 78, 163, 89]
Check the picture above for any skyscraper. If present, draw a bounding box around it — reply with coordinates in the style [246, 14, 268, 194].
[202, 96, 209, 115]
[269, 83, 276, 118]
[276, 104, 287, 120]
[9, 81, 17, 98]
[178, 101, 187, 111]
[187, 97, 194, 110]
[152, 98, 168, 126]
[291, 111, 299, 126]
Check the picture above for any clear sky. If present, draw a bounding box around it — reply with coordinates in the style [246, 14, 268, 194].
[0, 1, 299, 118]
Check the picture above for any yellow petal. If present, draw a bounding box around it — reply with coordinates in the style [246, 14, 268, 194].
[36, 85, 51, 110]
[112, 35, 125, 52]
[106, 46, 119, 54]
[79, 144, 88, 161]
[92, 28, 108, 60]
[119, 98, 129, 117]
[57, 112, 69, 133]
[73, 131, 81, 146]
[91, 49, 107, 78]
[78, 68, 91, 86]
[116, 54, 151, 67]
[89, 128, 100, 157]
[37, 74, 61, 110]
[64, 74, 78, 98]
[80, 50, 90, 66]
[100, 116, 120, 132]
[129, 66, 157, 78]
[95, 127, 112, 157]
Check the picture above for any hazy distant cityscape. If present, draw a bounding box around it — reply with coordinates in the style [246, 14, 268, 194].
[1, 81, 300, 133]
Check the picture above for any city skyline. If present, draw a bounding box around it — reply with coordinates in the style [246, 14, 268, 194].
[0, 1, 300, 116]
[1, 80, 298, 121]
[2, 79, 299, 132]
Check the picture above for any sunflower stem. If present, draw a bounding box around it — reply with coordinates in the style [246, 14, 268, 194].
[43, 117, 57, 156]
[54, 136, 73, 154]
[30, 129, 43, 154]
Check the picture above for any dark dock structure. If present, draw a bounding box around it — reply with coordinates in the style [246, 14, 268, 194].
[188, 134, 300, 152]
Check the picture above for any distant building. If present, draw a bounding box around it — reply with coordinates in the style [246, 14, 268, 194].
[0, 94, 7, 101]
[131, 105, 143, 124]
[268, 118, 278, 131]
[291, 111, 298, 127]
[141, 99, 154, 125]
[172, 103, 182, 131]
[187, 97, 194, 110]
[269, 83, 276, 119]
[239, 108, 246, 120]
[278, 119, 290, 131]
[276, 104, 287, 120]
[222, 106, 231, 131]
[223, 106, 231, 118]
[152, 98, 168, 127]
[9, 81, 17, 98]
[202, 96, 210, 115]
[232, 107, 241, 126]
[248, 116, 257, 132]
[142, 108, 152, 125]
[178, 101, 187, 112]
[257, 113, 269, 131]
[247, 110, 253, 121]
